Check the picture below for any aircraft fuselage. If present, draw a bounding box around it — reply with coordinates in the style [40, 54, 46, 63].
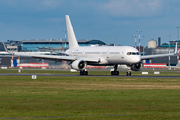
[66, 46, 141, 65]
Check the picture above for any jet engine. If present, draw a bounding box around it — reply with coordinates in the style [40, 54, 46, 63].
[70, 59, 87, 71]
[131, 62, 143, 71]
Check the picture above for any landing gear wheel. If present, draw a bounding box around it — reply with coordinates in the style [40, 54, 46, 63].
[126, 72, 128, 76]
[80, 70, 88, 75]
[111, 71, 119, 75]
[111, 71, 114, 75]
[126, 72, 131, 76]
[115, 71, 119, 75]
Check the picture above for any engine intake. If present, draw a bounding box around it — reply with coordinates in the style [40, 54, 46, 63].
[70, 59, 87, 71]
[131, 62, 143, 71]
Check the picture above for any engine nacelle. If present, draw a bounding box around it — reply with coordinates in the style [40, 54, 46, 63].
[70, 60, 87, 71]
[131, 62, 143, 71]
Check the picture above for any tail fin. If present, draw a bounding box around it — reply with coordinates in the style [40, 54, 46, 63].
[65, 15, 79, 48]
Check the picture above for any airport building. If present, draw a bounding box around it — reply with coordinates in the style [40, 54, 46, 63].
[0, 37, 180, 67]
[2, 39, 106, 52]
[141, 38, 179, 66]
[0, 39, 107, 67]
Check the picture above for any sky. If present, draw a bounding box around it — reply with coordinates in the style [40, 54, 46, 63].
[0, 0, 180, 46]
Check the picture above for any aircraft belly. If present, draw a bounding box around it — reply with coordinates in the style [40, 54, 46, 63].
[106, 55, 126, 64]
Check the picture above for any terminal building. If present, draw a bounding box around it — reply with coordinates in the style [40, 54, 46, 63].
[3, 39, 106, 52]
[0, 39, 107, 67]
[142, 38, 179, 66]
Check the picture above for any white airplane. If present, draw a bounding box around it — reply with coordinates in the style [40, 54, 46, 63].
[13, 15, 177, 76]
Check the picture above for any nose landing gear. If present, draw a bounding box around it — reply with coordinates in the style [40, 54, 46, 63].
[126, 66, 132, 76]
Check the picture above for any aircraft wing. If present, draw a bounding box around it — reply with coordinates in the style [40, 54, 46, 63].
[141, 42, 177, 60]
[38, 49, 68, 55]
[141, 53, 176, 60]
[13, 52, 100, 62]
[51, 51, 68, 55]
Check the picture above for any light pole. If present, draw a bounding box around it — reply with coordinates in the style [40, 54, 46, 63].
[137, 30, 142, 52]
[108, 36, 109, 46]
[63, 29, 67, 51]
[133, 34, 138, 48]
[116, 36, 117, 46]
[132, 35, 133, 47]
[168, 34, 172, 68]
[176, 26, 180, 63]
[143, 35, 144, 56]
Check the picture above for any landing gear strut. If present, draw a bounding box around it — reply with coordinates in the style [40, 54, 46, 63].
[111, 64, 119, 75]
[126, 66, 131, 76]
[80, 70, 88, 75]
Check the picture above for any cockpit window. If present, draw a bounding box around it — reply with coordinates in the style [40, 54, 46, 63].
[132, 52, 136, 55]
[127, 52, 131, 55]
[127, 52, 139, 55]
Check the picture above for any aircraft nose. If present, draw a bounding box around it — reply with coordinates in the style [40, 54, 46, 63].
[134, 56, 141, 63]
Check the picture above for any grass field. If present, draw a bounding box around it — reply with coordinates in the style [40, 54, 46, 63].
[0, 72, 180, 119]
[1, 68, 180, 76]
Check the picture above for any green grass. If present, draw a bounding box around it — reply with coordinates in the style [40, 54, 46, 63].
[1, 68, 180, 76]
[0, 76, 180, 119]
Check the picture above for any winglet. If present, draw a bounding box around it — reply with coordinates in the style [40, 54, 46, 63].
[65, 15, 79, 48]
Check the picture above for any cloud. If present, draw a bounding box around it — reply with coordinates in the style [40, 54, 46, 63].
[0, 0, 64, 11]
[101, 0, 163, 17]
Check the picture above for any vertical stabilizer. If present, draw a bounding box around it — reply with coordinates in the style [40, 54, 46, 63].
[65, 15, 79, 48]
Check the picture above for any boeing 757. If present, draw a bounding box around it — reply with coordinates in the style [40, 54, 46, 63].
[14, 15, 177, 76]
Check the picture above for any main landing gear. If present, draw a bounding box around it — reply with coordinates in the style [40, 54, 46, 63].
[80, 70, 88, 75]
[110, 64, 132, 76]
[126, 71, 131, 76]
[111, 64, 119, 75]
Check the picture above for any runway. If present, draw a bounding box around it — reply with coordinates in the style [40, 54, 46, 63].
[0, 73, 179, 78]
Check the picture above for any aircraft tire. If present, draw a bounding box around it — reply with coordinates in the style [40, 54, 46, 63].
[85, 71, 88, 75]
[111, 71, 119, 75]
[126, 72, 128, 76]
[115, 71, 119, 75]
[126, 72, 131, 76]
[111, 71, 114, 75]
[80, 70, 88, 75]
[80, 71, 83, 75]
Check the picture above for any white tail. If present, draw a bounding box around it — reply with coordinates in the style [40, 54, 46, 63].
[65, 15, 79, 48]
